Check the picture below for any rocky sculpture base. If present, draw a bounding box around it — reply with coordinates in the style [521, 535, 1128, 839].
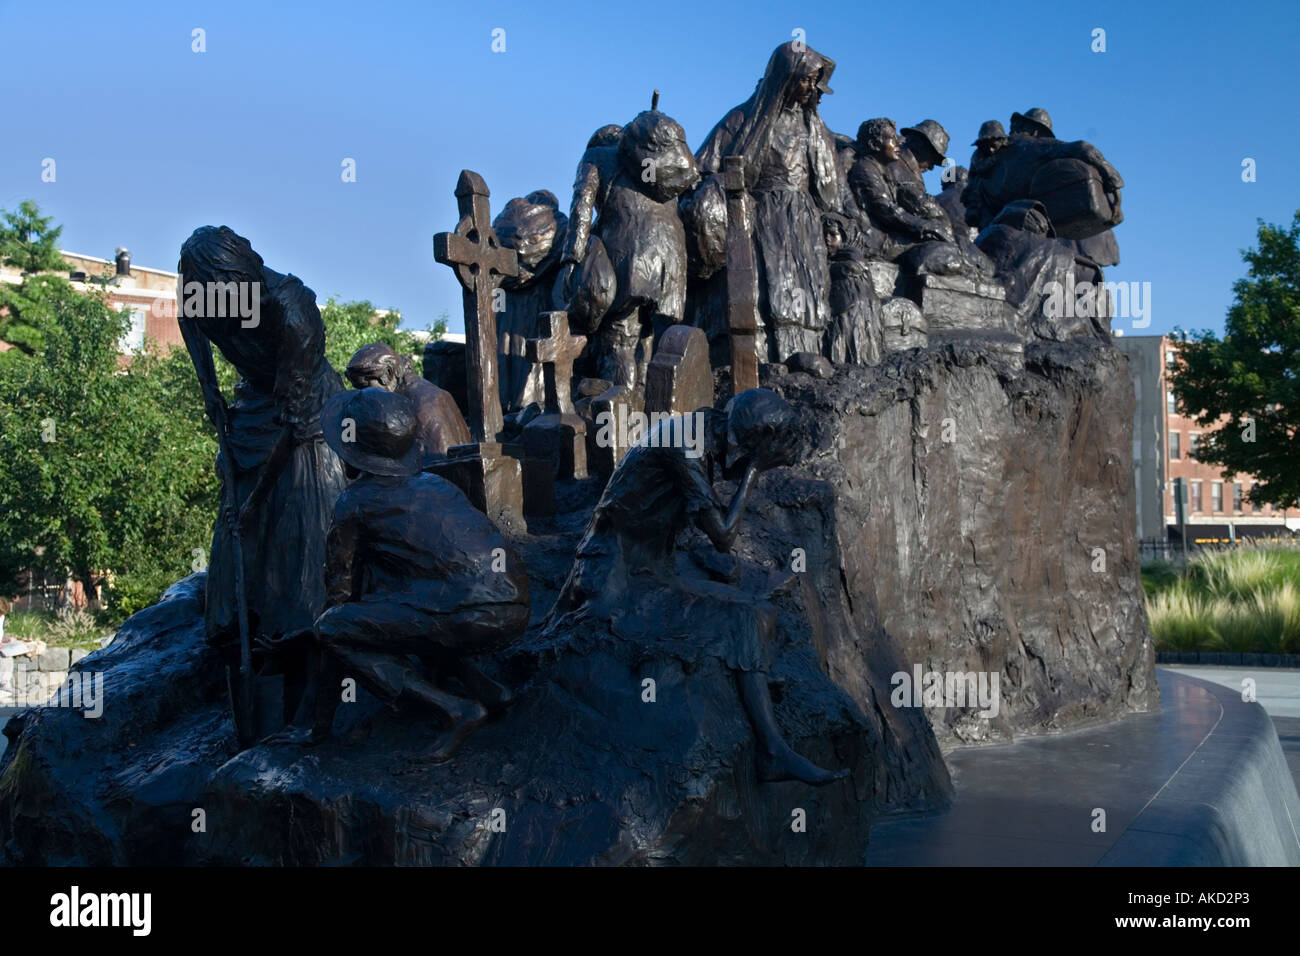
[760, 335, 1157, 745]
[0, 337, 1156, 864]
[0, 565, 928, 865]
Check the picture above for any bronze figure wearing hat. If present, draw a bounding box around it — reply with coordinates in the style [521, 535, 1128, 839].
[1010, 107, 1054, 139]
[849, 118, 951, 257]
[962, 109, 1125, 264]
[899, 119, 950, 171]
[272, 387, 529, 759]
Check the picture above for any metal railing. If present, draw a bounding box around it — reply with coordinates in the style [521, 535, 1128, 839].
[1140, 533, 1299, 563]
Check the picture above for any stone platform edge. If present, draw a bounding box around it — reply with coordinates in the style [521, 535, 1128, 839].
[1100, 671, 1300, 866]
[1156, 651, 1300, 668]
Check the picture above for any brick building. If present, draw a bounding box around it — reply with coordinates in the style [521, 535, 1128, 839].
[0, 247, 181, 358]
[1115, 333, 1296, 544]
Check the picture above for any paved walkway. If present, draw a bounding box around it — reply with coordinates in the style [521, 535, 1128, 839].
[867, 668, 1300, 865]
[1162, 664, 1300, 797]
[1160, 664, 1300, 718]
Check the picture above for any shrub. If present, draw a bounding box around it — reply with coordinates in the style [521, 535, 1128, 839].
[1144, 543, 1300, 654]
[1190, 547, 1285, 602]
[46, 606, 103, 645]
[1141, 560, 1181, 598]
[1146, 587, 1222, 651]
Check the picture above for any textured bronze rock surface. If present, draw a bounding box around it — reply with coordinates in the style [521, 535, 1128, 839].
[761, 337, 1157, 744]
[0, 335, 1154, 864]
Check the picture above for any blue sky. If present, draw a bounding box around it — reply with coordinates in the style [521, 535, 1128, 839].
[2, 0, 1296, 338]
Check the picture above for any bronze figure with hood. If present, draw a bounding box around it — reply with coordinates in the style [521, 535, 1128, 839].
[692, 41, 842, 364]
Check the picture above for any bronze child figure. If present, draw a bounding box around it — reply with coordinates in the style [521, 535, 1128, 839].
[558, 110, 700, 390]
[491, 190, 570, 412]
[344, 343, 470, 460]
[551, 388, 847, 785]
[273, 387, 529, 761]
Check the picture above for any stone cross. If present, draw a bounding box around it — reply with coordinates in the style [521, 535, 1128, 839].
[433, 169, 518, 442]
[524, 311, 586, 415]
[723, 156, 759, 393]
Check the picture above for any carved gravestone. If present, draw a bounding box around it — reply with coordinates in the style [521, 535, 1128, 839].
[422, 339, 468, 415]
[521, 312, 588, 516]
[881, 298, 928, 352]
[526, 311, 586, 418]
[644, 324, 713, 417]
[586, 383, 633, 477]
[723, 156, 760, 391]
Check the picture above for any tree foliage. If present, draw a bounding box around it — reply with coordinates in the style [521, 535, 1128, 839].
[0, 260, 446, 621]
[0, 200, 68, 275]
[1171, 212, 1300, 508]
[0, 277, 218, 618]
[317, 296, 445, 375]
[0, 270, 53, 361]
[0, 201, 73, 359]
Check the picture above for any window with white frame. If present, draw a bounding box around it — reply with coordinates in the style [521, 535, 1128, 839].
[119, 306, 147, 352]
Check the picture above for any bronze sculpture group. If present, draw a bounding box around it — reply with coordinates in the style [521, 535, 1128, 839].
[182, 39, 1124, 776]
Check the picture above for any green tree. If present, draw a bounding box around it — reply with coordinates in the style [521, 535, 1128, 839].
[0, 275, 52, 360]
[317, 296, 445, 374]
[0, 266, 443, 620]
[0, 200, 68, 275]
[0, 277, 218, 619]
[0, 201, 75, 359]
[1171, 212, 1300, 508]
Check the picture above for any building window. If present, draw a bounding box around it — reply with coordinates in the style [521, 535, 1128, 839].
[119, 307, 146, 353]
[1190, 481, 1202, 512]
[1165, 348, 1178, 368]
[1166, 390, 1177, 415]
[1211, 481, 1223, 513]
[1188, 433, 1200, 457]
[1169, 432, 1180, 459]
[1233, 482, 1243, 512]
[1252, 483, 1261, 513]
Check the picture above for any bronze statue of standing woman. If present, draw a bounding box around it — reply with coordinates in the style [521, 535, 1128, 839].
[178, 226, 347, 740]
[693, 41, 842, 364]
